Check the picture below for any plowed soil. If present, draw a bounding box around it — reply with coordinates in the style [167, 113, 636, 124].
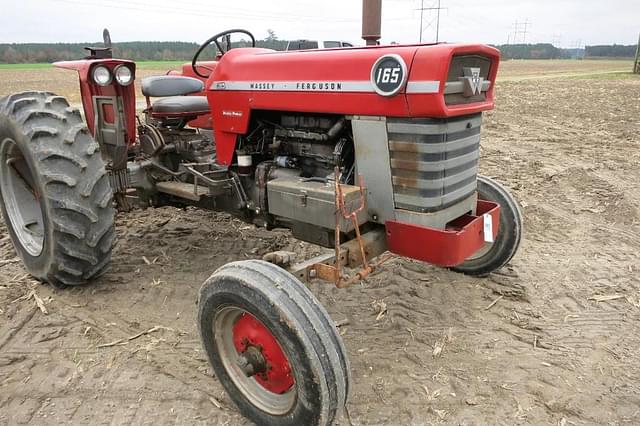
[1, 60, 639, 425]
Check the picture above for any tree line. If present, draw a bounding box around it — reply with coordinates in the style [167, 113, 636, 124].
[496, 43, 637, 60]
[0, 39, 636, 64]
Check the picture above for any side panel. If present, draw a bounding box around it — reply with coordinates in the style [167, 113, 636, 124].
[351, 117, 396, 223]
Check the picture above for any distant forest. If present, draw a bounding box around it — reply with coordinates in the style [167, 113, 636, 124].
[0, 36, 636, 64]
[497, 43, 637, 60]
[0, 40, 289, 64]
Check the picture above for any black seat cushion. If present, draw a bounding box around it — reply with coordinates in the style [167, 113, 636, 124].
[141, 76, 204, 97]
[152, 96, 210, 116]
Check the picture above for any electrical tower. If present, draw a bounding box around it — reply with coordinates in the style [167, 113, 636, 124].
[521, 19, 530, 43]
[510, 20, 531, 44]
[416, 0, 446, 43]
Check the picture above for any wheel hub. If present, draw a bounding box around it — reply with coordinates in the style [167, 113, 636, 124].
[0, 137, 45, 256]
[232, 313, 294, 394]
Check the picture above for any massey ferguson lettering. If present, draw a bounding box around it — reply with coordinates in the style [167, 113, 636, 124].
[250, 83, 276, 90]
[295, 82, 343, 91]
[247, 82, 344, 91]
[212, 81, 359, 92]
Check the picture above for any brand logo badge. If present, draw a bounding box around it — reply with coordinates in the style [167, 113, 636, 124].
[460, 67, 484, 97]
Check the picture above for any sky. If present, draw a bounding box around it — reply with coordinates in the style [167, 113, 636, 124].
[0, 0, 638, 47]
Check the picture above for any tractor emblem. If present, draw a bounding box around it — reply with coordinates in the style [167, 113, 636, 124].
[461, 67, 484, 97]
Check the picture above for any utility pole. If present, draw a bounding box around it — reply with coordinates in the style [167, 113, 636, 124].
[419, 0, 424, 43]
[435, 0, 441, 43]
[416, 1, 446, 43]
[634, 33, 640, 74]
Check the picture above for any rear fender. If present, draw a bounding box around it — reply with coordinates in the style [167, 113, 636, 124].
[53, 59, 137, 170]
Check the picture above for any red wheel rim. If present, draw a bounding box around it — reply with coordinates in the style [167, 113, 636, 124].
[232, 313, 294, 394]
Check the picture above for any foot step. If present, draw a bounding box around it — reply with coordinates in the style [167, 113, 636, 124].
[156, 181, 209, 201]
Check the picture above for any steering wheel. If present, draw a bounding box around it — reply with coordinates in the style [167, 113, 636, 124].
[192, 29, 256, 78]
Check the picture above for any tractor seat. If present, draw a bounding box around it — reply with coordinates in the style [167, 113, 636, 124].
[152, 96, 210, 115]
[141, 75, 210, 117]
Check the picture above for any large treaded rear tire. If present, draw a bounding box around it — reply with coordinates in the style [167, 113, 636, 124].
[0, 91, 115, 286]
[198, 260, 350, 426]
[451, 176, 523, 276]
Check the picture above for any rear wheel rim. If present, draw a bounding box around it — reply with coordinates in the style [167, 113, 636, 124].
[0, 137, 45, 256]
[214, 306, 296, 415]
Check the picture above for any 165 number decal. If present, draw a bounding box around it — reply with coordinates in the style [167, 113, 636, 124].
[371, 54, 407, 96]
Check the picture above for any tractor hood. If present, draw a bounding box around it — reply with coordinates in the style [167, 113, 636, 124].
[207, 43, 499, 134]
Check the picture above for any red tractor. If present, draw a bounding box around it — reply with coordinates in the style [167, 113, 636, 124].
[0, 29, 521, 425]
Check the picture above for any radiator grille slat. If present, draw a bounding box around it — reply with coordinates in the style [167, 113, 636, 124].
[388, 114, 481, 213]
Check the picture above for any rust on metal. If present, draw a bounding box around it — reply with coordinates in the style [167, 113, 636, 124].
[311, 263, 339, 282]
[285, 169, 391, 288]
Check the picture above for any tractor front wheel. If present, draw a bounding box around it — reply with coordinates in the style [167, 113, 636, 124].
[0, 91, 115, 286]
[451, 176, 523, 276]
[198, 260, 349, 425]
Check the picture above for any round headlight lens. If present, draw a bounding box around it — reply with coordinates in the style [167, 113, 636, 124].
[114, 65, 134, 86]
[92, 66, 112, 86]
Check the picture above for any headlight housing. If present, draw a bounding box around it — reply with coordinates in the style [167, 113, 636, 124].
[114, 64, 134, 86]
[92, 65, 112, 86]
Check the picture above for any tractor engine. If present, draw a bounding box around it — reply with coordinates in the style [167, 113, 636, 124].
[267, 115, 352, 182]
[237, 114, 357, 245]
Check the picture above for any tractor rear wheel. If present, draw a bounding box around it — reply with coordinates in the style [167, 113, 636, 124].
[0, 91, 115, 286]
[451, 176, 523, 276]
[198, 260, 350, 426]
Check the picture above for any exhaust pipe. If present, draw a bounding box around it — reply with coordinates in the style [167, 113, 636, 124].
[362, 0, 382, 46]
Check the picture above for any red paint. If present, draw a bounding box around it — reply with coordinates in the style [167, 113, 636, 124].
[385, 200, 500, 267]
[53, 59, 137, 146]
[232, 313, 294, 394]
[56, 43, 499, 170]
[205, 43, 500, 165]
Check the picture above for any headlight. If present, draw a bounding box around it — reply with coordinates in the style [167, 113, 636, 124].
[114, 64, 134, 86]
[92, 65, 112, 86]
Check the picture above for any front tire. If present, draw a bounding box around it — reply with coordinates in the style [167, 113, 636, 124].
[198, 260, 350, 425]
[0, 91, 115, 286]
[451, 176, 523, 276]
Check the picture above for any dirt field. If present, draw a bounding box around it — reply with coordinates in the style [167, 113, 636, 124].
[0, 59, 639, 425]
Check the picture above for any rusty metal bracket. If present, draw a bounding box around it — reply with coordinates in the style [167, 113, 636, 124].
[286, 228, 389, 285]
[283, 167, 392, 288]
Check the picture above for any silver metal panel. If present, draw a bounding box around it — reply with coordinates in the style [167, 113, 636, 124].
[444, 80, 491, 95]
[389, 132, 480, 154]
[390, 149, 479, 172]
[393, 167, 477, 190]
[387, 115, 482, 135]
[211, 80, 374, 93]
[394, 181, 477, 209]
[211, 80, 442, 94]
[267, 178, 367, 230]
[405, 80, 440, 94]
[351, 117, 396, 223]
[394, 193, 477, 229]
[387, 114, 482, 213]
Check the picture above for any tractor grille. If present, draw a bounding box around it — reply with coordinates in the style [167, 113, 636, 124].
[387, 113, 481, 213]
